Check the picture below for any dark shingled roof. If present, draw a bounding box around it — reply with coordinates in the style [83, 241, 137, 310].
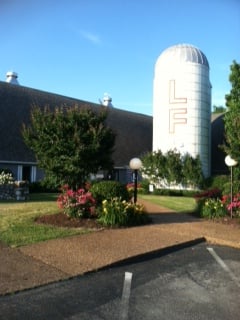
[0, 81, 227, 175]
[0, 81, 152, 167]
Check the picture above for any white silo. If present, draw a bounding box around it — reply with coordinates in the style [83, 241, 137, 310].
[153, 44, 211, 177]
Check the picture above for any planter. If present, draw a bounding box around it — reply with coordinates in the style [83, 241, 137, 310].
[0, 184, 15, 200]
[15, 187, 29, 201]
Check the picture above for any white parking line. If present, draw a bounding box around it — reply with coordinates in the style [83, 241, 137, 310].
[119, 272, 133, 320]
[207, 247, 240, 288]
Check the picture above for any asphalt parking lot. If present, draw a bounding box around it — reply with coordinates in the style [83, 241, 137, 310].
[0, 241, 240, 320]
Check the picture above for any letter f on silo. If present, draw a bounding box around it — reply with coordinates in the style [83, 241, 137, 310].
[169, 108, 187, 134]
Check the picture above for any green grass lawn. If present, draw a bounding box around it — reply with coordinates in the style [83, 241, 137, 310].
[0, 193, 91, 247]
[139, 194, 197, 213]
[0, 193, 197, 248]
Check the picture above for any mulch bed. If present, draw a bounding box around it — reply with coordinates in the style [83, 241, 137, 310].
[35, 212, 240, 230]
[35, 213, 103, 229]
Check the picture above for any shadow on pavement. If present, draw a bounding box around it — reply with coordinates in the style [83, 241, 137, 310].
[149, 212, 200, 224]
[96, 237, 206, 271]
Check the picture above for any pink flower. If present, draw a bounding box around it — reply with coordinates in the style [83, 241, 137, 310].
[57, 185, 96, 218]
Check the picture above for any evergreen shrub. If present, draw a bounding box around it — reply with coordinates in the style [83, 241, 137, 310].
[153, 188, 184, 196]
[204, 175, 229, 191]
[90, 181, 130, 205]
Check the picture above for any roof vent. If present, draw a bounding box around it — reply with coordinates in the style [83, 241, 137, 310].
[101, 93, 113, 107]
[6, 71, 20, 85]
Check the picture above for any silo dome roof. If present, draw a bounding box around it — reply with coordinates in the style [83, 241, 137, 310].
[157, 44, 209, 68]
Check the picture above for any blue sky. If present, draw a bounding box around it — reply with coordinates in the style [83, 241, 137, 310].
[1, 0, 239, 115]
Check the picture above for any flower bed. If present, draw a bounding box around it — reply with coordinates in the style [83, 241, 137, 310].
[194, 188, 240, 219]
[57, 183, 151, 227]
[98, 197, 150, 227]
[0, 171, 29, 200]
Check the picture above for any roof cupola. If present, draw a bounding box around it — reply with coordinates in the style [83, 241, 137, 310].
[6, 71, 20, 85]
[102, 93, 113, 107]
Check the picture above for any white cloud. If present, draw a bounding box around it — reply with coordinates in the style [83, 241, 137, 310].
[79, 30, 101, 45]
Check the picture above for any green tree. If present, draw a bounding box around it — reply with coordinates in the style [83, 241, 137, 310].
[223, 60, 240, 161]
[22, 105, 116, 189]
[223, 60, 240, 192]
[141, 149, 203, 189]
[164, 149, 183, 186]
[212, 105, 226, 113]
[141, 150, 166, 186]
[182, 154, 203, 188]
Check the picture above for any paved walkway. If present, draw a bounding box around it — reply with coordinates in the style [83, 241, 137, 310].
[0, 200, 239, 296]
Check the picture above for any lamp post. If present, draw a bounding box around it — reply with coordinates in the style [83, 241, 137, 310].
[129, 158, 142, 204]
[225, 155, 238, 218]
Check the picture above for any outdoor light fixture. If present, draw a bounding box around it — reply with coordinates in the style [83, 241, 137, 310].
[129, 157, 142, 204]
[225, 155, 238, 218]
